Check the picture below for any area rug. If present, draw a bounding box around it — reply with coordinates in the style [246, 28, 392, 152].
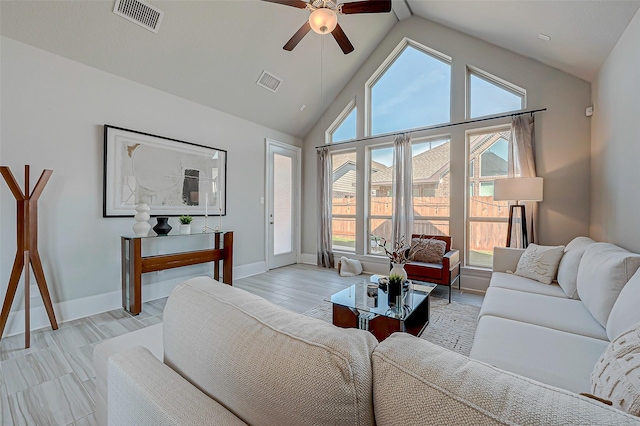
[303, 297, 481, 356]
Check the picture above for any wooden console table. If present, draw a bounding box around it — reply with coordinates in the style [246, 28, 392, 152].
[121, 231, 233, 315]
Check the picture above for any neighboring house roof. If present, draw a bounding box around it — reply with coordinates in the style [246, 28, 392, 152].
[333, 169, 357, 194]
[371, 142, 451, 185]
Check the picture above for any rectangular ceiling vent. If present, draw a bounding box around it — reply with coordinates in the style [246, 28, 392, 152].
[256, 70, 282, 93]
[113, 0, 164, 33]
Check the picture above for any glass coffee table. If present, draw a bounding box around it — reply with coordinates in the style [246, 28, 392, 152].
[328, 277, 436, 342]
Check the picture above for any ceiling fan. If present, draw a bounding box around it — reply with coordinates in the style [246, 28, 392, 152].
[262, 0, 392, 54]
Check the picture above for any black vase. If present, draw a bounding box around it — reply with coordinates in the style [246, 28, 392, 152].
[387, 281, 402, 306]
[153, 217, 172, 235]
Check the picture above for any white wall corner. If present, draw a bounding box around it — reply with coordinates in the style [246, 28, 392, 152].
[392, 0, 412, 21]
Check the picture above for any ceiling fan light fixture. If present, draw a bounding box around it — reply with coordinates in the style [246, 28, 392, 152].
[309, 8, 337, 34]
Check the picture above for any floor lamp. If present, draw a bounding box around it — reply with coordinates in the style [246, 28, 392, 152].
[493, 177, 543, 248]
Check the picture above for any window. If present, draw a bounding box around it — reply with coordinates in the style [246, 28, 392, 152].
[467, 129, 511, 267]
[368, 40, 451, 136]
[332, 109, 356, 143]
[468, 68, 525, 118]
[368, 138, 450, 254]
[331, 152, 357, 252]
[327, 101, 356, 144]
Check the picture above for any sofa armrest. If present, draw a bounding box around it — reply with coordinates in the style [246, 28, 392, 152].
[372, 334, 640, 425]
[107, 346, 247, 426]
[493, 247, 525, 273]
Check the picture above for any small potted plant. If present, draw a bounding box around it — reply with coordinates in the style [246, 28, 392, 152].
[179, 215, 193, 234]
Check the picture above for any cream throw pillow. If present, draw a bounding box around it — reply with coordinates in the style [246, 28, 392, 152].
[591, 322, 640, 416]
[410, 238, 446, 264]
[514, 244, 565, 284]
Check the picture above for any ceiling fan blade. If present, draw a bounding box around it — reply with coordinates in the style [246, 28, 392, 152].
[331, 23, 354, 54]
[284, 21, 312, 51]
[261, 0, 308, 9]
[341, 0, 392, 14]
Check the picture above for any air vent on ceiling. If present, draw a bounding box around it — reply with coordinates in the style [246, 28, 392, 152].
[256, 70, 282, 93]
[113, 0, 164, 33]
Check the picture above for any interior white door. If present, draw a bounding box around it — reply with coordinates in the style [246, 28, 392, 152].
[266, 140, 301, 269]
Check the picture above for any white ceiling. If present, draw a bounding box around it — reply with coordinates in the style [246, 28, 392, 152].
[1, 1, 638, 139]
[408, 0, 640, 82]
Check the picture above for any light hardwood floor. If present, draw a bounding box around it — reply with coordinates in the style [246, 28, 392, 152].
[0, 263, 483, 425]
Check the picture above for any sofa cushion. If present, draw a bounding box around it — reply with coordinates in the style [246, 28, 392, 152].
[373, 333, 638, 425]
[577, 243, 640, 327]
[479, 287, 607, 340]
[557, 236, 595, 299]
[163, 277, 377, 426]
[410, 238, 446, 264]
[591, 322, 640, 416]
[607, 270, 640, 341]
[514, 244, 565, 284]
[490, 271, 567, 298]
[469, 315, 609, 393]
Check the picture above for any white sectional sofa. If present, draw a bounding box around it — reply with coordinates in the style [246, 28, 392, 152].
[94, 274, 640, 425]
[470, 237, 640, 394]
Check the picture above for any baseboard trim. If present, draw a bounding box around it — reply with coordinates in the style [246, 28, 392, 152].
[235, 261, 267, 279]
[3, 261, 267, 337]
[299, 253, 316, 265]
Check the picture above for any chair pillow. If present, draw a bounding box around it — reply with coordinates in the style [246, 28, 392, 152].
[591, 322, 640, 416]
[410, 238, 446, 264]
[607, 269, 640, 341]
[514, 244, 565, 284]
[577, 243, 640, 327]
[557, 236, 595, 299]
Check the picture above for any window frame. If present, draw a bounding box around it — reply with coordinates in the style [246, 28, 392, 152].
[326, 99, 357, 145]
[466, 66, 526, 120]
[365, 37, 452, 137]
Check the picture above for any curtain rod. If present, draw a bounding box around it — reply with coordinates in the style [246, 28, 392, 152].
[315, 108, 547, 150]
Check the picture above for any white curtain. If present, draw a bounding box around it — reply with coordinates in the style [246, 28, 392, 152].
[317, 147, 334, 268]
[391, 133, 414, 250]
[509, 115, 538, 244]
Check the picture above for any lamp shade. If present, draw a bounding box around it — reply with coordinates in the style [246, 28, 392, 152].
[493, 177, 543, 202]
[309, 8, 338, 34]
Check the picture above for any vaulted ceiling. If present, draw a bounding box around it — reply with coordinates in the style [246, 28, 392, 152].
[1, 1, 638, 139]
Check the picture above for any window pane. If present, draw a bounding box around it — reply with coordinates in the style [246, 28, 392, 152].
[332, 108, 356, 143]
[468, 129, 511, 267]
[369, 146, 393, 254]
[273, 154, 292, 255]
[332, 218, 356, 251]
[412, 139, 450, 228]
[469, 73, 524, 118]
[332, 152, 357, 252]
[369, 218, 392, 255]
[372, 46, 450, 135]
[413, 219, 449, 237]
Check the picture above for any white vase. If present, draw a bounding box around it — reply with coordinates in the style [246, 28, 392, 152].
[179, 224, 192, 235]
[390, 262, 408, 282]
[132, 203, 151, 236]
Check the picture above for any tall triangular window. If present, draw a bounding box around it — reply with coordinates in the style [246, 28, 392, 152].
[332, 108, 356, 143]
[468, 68, 525, 118]
[367, 40, 451, 136]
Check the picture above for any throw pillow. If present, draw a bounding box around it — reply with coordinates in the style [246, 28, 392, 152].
[339, 256, 363, 277]
[606, 269, 640, 341]
[514, 244, 565, 285]
[556, 236, 595, 299]
[591, 322, 640, 416]
[410, 238, 446, 264]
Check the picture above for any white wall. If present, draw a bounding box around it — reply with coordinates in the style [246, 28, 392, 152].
[0, 37, 301, 335]
[590, 10, 640, 252]
[301, 16, 592, 290]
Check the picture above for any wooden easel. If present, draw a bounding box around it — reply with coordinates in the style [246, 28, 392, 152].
[0, 165, 58, 348]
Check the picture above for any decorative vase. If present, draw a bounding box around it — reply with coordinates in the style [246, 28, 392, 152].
[387, 280, 402, 307]
[153, 217, 172, 235]
[132, 203, 151, 236]
[390, 262, 408, 282]
[179, 224, 191, 235]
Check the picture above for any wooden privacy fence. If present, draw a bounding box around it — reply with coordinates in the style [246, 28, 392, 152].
[332, 196, 508, 252]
